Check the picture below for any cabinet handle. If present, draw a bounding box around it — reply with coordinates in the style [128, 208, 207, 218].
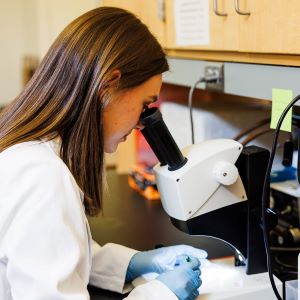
[234, 0, 251, 15]
[213, 0, 228, 16]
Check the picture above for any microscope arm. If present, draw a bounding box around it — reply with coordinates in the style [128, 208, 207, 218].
[154, 139, 247, 221]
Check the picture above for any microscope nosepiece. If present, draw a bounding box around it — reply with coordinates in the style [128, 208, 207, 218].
[140, 107, 187, 171]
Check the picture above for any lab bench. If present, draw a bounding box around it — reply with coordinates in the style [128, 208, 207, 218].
[88, 169, 233, 299]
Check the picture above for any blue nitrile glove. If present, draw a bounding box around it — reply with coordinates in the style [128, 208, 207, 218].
[157, 256, 201, 300]
[125, 245, 207, 282]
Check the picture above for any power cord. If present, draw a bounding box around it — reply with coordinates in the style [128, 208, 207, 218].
[271, 246, 300, 252]
[188, 70, 221, 144]
[241, 128, 274, 146]
[188, 78, 205, 144]
[233, 117, 271, 141]
[261, 94, 300, 300]
[274, 255, 298, 271]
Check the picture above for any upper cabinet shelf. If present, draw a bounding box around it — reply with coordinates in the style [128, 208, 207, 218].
[165, 0, 300, 54]
[101, 0, 300, 66]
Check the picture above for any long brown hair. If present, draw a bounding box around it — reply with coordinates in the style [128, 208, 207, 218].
[0, 7, 169, 216]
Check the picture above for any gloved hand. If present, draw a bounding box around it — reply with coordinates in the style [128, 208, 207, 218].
[157, 256, 201, 300]
[125, 245, 207, 281]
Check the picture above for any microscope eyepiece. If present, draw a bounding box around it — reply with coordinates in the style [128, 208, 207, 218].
[140, 107, 187, 171]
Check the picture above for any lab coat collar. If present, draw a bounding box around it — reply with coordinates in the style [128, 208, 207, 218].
[48, 136, 61, 156]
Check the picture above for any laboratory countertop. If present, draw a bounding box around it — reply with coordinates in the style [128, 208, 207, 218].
[87, 170, 233, 300]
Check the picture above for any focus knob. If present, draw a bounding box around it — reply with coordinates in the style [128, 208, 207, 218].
[213, 161, 238, 185]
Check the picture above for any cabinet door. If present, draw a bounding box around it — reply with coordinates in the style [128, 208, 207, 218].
[238, 0, 300, 54]
[101, 0, 165, 45]
[165, 0, 239, 51]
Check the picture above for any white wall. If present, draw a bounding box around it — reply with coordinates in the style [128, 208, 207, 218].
[0, 0, 38, 105]
[35, 0, 98, 57]
[0, 0, 98, 106]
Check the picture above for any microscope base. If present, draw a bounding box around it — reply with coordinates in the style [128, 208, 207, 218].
[198, 256, 282, 300]
[132, 256, 282, 299]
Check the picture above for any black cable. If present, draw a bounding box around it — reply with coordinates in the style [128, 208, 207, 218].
[241, 128, 274, 146]
[233, 117, 271, 141]
[188, 78, 205, 144]
[271, 246, 300, 252]
[273, 265, 298, 276]
[274, 255, 298, 271]
[261, 94, 300, 300]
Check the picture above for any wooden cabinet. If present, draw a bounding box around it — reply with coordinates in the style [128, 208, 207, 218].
[165, 0, 300, 55]
[100, 0, 165, 45]
[100, 1, 300, 65]
[165, 0, 239, 51]
[238, 0, 300, 54]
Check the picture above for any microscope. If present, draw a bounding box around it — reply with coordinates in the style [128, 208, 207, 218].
[140, 107, 282, 299]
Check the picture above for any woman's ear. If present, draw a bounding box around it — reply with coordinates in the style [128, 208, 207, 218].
[105, 69, 121, 88]
[99, 69, 121, 101]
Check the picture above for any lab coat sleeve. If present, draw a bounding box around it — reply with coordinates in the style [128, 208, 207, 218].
[124, 280, 178, 300]
[90, 241, 177, 299]
[1, 154, 90, 300]
[89, 240, 137, 293]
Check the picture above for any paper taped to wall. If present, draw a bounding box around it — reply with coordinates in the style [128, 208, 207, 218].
[174, 0, 210, 46]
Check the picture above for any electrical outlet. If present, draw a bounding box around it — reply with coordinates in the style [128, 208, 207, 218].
[204, 64, 224, 92]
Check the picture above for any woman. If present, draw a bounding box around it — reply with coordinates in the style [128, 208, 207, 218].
[0, 7, 207, 300]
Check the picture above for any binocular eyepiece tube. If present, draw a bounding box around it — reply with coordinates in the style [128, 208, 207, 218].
[140, 107, 187, 171]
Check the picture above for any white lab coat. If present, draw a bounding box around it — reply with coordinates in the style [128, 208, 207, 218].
[0, 139, 177, 300]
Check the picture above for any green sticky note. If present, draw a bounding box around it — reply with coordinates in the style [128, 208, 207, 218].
[271, 89, 292, 132]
